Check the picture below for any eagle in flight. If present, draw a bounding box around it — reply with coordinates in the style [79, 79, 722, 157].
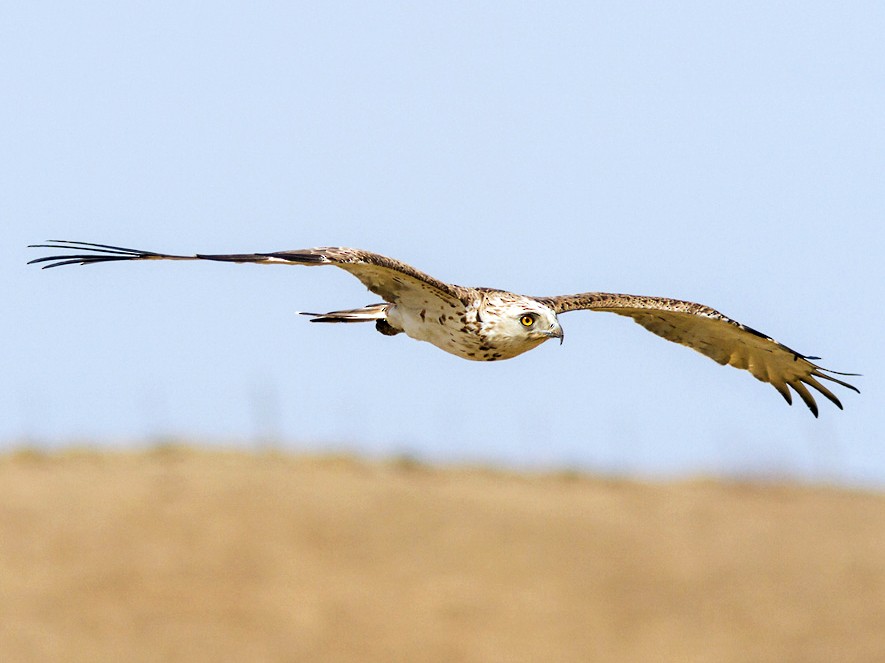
[29, 240, 859, 416]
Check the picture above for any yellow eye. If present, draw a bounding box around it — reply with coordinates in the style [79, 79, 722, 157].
[520, 314, 535, 327]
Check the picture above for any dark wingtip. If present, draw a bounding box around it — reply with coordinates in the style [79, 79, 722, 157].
[28, 240, 161, 269]
[805, 396, 820, 418]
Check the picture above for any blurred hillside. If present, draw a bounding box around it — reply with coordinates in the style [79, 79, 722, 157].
[1, 447, 883, 662]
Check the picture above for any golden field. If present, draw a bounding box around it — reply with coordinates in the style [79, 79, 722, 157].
[1, 447, 883, 662]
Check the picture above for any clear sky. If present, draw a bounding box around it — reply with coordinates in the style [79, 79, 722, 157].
[3, 2, 883, 485]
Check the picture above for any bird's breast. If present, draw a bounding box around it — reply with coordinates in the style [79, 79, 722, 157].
[388, 303, 509, 361]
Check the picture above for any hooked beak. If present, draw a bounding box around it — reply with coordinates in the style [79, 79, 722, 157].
[544, 326, 564, 345]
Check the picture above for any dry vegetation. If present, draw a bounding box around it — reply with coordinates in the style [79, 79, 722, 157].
[1, 446, 883, 663]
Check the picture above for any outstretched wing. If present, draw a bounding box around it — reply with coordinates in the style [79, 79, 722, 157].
[539, 292, 859, 416]
[28, 240, 472, 308]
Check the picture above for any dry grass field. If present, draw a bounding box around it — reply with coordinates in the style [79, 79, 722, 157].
[0, 446, 883, 662]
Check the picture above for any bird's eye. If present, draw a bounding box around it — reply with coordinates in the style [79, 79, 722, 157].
[520, 314, 536, 327]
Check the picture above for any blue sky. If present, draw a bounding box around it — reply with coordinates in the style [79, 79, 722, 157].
[3, 2, 883, 485]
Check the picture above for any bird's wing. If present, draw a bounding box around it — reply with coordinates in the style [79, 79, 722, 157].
[539, 292, 859, 416]
[28, 240, 471, 308]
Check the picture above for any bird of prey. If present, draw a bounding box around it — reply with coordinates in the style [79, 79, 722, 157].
[29, 240, 858, 416]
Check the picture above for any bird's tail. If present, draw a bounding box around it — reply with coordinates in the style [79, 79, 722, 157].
[298, 303, 390, 323]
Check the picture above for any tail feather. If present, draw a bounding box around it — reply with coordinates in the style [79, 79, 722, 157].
[298, 303, 389, 323]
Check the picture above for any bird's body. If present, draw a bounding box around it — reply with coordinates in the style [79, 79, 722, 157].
[381, 289, 561, 362]
[29, 240, 859, 416]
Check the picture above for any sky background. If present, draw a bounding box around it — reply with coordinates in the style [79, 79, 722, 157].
[3, 2, 883, 486]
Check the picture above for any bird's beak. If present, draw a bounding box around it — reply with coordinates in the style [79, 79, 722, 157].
[545, 326, 564, 345]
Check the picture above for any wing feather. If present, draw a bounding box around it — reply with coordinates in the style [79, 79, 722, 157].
[29, 240, 471, 308]
[540, 292, 859, 416]
[798, 374, 842, 410]
[271, 248, 471, 306]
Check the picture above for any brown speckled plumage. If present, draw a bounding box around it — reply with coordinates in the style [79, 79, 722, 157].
[29, 240, 859, 416]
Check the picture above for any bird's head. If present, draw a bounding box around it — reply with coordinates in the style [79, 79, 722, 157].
[478, 293, 563, 359]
